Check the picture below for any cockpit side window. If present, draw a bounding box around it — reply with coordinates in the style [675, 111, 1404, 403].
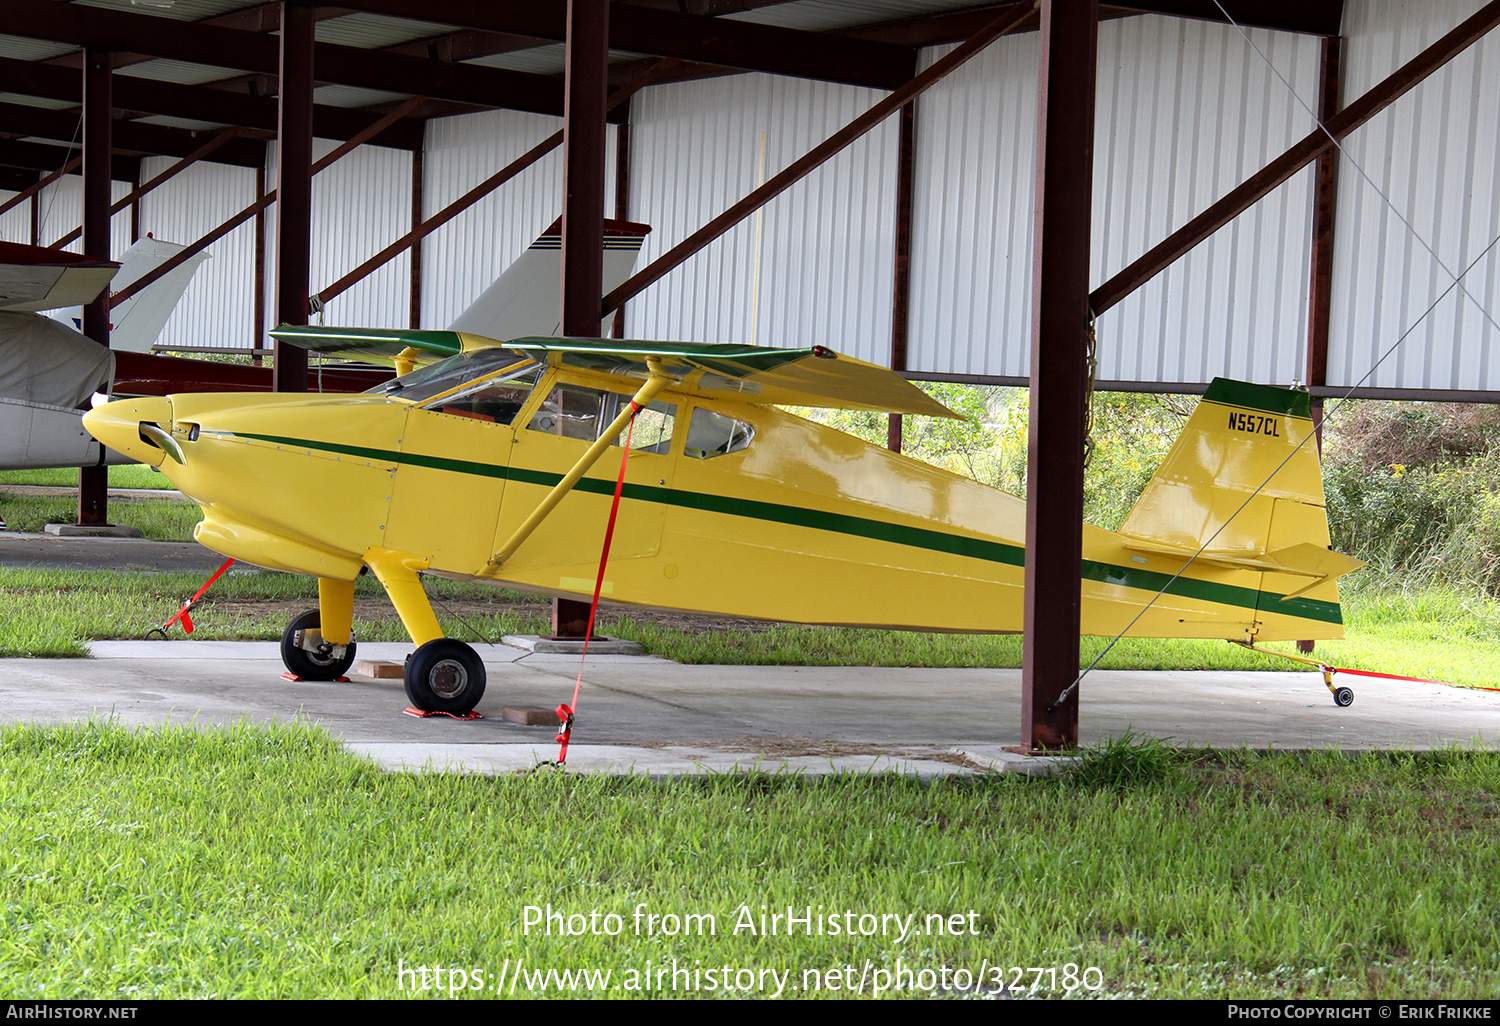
[528, 383, 676, 453]
[424, 364, 542, 424]
[683, 407, 754, 459]
[378, 349, 537, 410]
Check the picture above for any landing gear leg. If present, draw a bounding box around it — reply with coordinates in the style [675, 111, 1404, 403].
[1323, 666, 1354, 707]
[364, 547, 487, 714]
[279, 589, 358, 683]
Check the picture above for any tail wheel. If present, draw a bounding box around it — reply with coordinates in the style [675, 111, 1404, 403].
[280, 610, 356, 681]
[1333, 687, 1354, 708]
[405, 639, 486, 713]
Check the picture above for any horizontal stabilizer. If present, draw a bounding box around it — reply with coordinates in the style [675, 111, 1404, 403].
[1122, 539, 1364, 580]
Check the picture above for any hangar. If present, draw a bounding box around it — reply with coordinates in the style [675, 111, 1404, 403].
[0, 0, 1496, 749]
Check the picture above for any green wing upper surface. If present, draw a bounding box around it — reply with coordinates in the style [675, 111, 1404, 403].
[271, 325, 959, 418]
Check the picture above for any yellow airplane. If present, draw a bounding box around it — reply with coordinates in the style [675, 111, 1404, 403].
[81, 325, 1362, 714]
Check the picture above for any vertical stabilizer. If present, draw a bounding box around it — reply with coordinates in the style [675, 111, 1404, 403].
[1119, 378, 1330, 560]
[98, 238, 212, 353]
[446, 219, 650, 339]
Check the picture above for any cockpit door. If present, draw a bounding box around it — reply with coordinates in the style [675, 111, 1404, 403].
[494, 378, 677, 577]
[381, 356, 541, 574]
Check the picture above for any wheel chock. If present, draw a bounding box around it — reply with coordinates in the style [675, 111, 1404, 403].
[402, 707, 483, 720]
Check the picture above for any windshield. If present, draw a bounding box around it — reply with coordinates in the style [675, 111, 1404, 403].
[370, 348, 536, 405]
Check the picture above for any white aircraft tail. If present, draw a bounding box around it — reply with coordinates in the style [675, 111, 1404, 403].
[76, 237, 210, 353]
[446, 219, 650, 339]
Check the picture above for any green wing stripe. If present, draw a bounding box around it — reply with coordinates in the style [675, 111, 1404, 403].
[506, 335, 820, 372]
[269, 325, 463, 358]
[222, 429, 1341, 626]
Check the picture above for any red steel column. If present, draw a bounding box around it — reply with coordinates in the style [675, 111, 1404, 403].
[611, 109, 631, 339]
[1306, 35, 1342, 445]
[254, 166, 267, 361]
[272, 0, 314, 392]
[1298, 35, 1342, 658]
[555, 0, 610, 639]
[888, 100, 916, 453]
[409, 146, 424, 329]
[79, 48, 112, 527]
[1022, 0, 1098, 751]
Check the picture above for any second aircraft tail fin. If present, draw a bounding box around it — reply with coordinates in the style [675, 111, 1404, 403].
[446, 218, 650, 340]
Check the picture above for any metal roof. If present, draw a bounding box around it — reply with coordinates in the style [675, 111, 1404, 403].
[0, 0, 1343, 180]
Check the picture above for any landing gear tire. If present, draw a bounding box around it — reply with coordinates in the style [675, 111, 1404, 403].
[280, 610, 357, 681]
[1333, 687, 1354, 708]
[404, 639, 486, 714]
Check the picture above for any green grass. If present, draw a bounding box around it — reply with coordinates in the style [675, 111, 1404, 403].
[2, 564, 1498, 690]
[0, 465, 176, 489]
[0, 568, 551, 657]
[614, 586, 1500, 689]
[1, 720, 1497, 999]
[0, 492, 202, 540]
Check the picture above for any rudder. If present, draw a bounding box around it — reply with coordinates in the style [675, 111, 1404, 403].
[1119, 378, 1328, 560]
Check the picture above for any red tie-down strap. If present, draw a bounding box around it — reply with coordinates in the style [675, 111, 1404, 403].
[554, 402, 641, 767]
[147, 558, 236, 638]
[1332, 666, 1500, 693]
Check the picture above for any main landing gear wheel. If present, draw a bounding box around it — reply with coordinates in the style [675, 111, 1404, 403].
[404, 639, 486, 714]
[1333, 687, 1354, 707]
[280, 610, 357, 681]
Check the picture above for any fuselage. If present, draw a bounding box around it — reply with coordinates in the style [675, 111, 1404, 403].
[83, 363, 1345, 642]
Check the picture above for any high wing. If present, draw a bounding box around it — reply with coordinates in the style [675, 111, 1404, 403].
[271, 218, 650, 371]
[269, 324, 961, 419]
[267, 324, 467, 365]
[0, 242, 117, 313]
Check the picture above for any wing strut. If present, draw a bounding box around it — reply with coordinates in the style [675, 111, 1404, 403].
[489, 359, 673, 567]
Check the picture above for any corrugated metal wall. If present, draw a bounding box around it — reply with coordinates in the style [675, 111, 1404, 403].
[907, 31, 1038, 378]
[2, 2, 1500, 395]
[1328, 0, 1500, 392]
[264, 139, 415, 336]
[420, 108, 619, 330]
[1092, 17, 1322, 386]
[0, 192, 31, 244]
[134, 157, 260, 350]
[307, 138, 413, 331]
[625, 73, 897, 361]
[909, 16, 1322, 384]
[24, 175, 132, 256]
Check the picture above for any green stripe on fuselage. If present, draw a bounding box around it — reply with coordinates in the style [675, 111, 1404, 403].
[220, 429, 1342, 625]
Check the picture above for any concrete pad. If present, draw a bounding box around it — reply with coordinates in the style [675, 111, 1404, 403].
[0, 484, 186, 501]
[43, 523, 143, 538]
[1, 642, 1496, 778]
[0, 531, 229, 573]
[344, 741, 981, 778]
[502, 634, 645, 655]
[86, 639, 530, 665]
